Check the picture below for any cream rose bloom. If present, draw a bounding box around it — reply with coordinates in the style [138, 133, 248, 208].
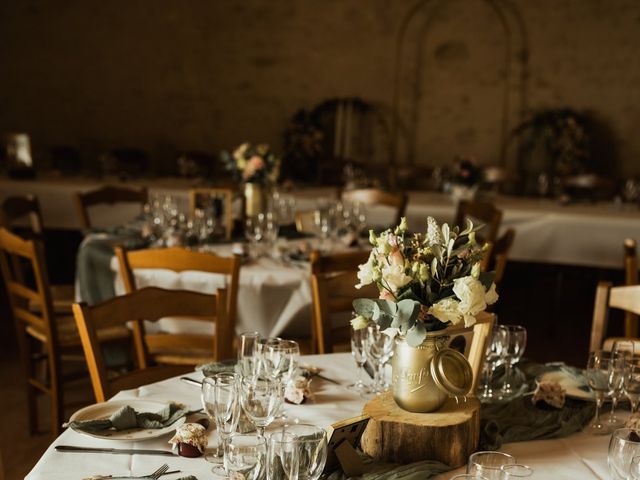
[381, 263, 412, 292]
[485, 283, 499, 305]
[428, 298, 463, 325]
[350, 315, 369, 330]
[355, 257, 376, 288]
[453, 276, 487, 326]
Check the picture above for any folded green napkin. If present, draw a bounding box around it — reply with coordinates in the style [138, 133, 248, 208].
[65, 402, 190, 432]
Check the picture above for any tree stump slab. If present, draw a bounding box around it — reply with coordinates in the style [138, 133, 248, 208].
[361, 391, 480, 468]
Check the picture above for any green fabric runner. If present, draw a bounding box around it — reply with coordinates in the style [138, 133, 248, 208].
[64, 402, 190, 433]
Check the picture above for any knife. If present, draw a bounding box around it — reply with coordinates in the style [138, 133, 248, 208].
[180, 376, 203, 387]
[56, 445, 176, 457]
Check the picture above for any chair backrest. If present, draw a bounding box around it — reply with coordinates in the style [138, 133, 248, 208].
[0, 228, 59, 378]
[188, 188, 235, 241]
[0, 194, 44, 237]
[341, 188, 408, 226]
[481, 228, 516, 288]
[625, 239, 638, 338]
[310, 249, 376, 353]
[454, 200, 503, 245]
[74, 185, 148, 229]
[589, 281, 640, 352]
[115, 246, 240, 362]
[73, 286, 227, 402]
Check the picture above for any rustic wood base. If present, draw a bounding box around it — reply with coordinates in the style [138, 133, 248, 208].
[360, 391, 480, 468]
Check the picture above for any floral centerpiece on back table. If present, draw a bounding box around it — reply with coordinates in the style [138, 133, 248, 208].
[352, 216, 499, 412]
[221, 143, 280, 216]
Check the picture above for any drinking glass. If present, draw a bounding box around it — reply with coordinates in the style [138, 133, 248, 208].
[238, 331, 261, 377]
[267, 432, 299, 480]
[607, 341, 632, 427]
[284, 424, 327, 480]
[225, 434, 267, 480]
[479, 325, 508, 400]
[630, 455, 640, 479]
[608, 428, 640, 480]
[499, 464, 533, 479]
[201, 377, 222, 461]
[240, 376, 283, 438]
[467, 451, 516, 480]
[348, 326, 371, 393]
[586, 350, 615, 434]
[365, 324, 394, 393]
[207, 373, 241, 475]
[501, 325, 527, 395]
[264, 340, 300, 384]
[450, 475, 488, 480]
[625, 360, 640, 413]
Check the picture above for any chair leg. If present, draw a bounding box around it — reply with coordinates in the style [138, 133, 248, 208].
[47, 351, 64, 437]
[17, 331, 40, 435]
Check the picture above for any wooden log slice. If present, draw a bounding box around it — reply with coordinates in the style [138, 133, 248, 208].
[361, 391, 480, 468]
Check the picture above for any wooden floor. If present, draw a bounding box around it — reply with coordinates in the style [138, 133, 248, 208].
[0, 259, 626, 479]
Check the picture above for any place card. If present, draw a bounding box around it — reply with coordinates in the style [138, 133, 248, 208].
[324, 414, 370, 476]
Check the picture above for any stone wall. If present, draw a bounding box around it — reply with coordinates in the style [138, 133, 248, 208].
[0, 0, 638, 178]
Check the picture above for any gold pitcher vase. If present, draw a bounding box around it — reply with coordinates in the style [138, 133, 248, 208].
[244, 182, 267, 217]
[392, 330, 473, 413]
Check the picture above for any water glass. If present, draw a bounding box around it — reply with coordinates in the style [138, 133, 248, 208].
[625, 360, 640, 413]
[479, 325, 508, 400]
[630, 455, 640, 479]
[608, 428, 640, 480]
[238, 331, 261, 377]
[264, 340, 300, 384]
[606, 344, 629, 428]
[499, 464, 533, 478]
[450, 475, 488, 480]
[205, 373, 241, 475]
[284, 424, 327, 480]
[365, 324, 394, 393]
[501, 325, 527, 395]
[467, 451, 516, 480]
[201, 377, 222, 460]
[240, 376, 283, 438]
[267, 432, 299, 480]
[225, 434, 267, 480]
[348, 326, 371, 393]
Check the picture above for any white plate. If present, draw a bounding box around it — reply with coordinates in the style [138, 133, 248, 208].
[536, 370, 595, 401]
[68, 399, 186, 441]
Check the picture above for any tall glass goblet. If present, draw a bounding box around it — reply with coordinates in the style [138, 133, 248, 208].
[240, 376, 283, 438]
[284, 424, 327, 480]
[586, 350, 615, 435]
[267, 431, 299, 480]
[225, 434, 267, 480]
[238, 331, 261, 377]
[479, 325, 508, 401]
[365, 323, 394, 393]
[265, 340, 300, 384]
[608, 340, 635, 425]
[348, 326, 370, 393]
[501, 325, 527, 395]
[207, 373, 241, 476]
[467, 451, 515, 480]
[625, 360, 640, 413]
[201, 377, 222, 461]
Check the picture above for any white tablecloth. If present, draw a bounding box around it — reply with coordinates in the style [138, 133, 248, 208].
[26, 353, 611, 480]
[3, 176, 640, 268]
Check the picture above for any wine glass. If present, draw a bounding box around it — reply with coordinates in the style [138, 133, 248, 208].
[467, 451, 515, 480]
[267, 431, 299, 480]
[365, 324, 394, 393]
[238, 331, 261, 377]
[240, 375, 283, 438]
[501, 325, 527, 396]
[630, 455, 640, 479]
[586, 350, 615, 435]
[479, 325, 508, 400]
[207, 373, 241, 476]
[225, 434, 267, 480]
[607, 341, 633, 427]
[625, 360, 640, 413]
[348, 326, 371, 393]
[499, 464, 533, 479]
[609, 428, 640, 480]
[264, 340, 300, 384]
[284, 424, 327, 480]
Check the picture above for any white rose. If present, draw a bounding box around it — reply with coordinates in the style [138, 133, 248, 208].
[485, 283, 499, 305]
[381, 263, 412, 292]
[350, 315, 369, 330]
[428, 298, 463, 325]
[453, 276, 487, 317]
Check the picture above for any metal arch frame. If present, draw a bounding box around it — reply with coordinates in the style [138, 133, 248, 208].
[389, 0, 529, 187]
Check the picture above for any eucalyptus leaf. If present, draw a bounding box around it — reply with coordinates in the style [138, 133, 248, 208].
[406, 322, 427, 347]
[375, 299, 398, 317]
[377, 313, 393, 330]
[431, 257, 439, 278]
[397, 299, 421, 325]
[441, 223, 450, 243]
[353, 298, 375, 318]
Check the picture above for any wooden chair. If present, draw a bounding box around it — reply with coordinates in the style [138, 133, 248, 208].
[0, 228, 129, 435]
[310, 249, 376, 353]
[74, 185, 148, 230]
[625, 239, 638, 338]
[188, 188, 235, 241]
[0, 194, 75, 314]
[454, 200, 503, 245]
[481, 228, 516, 288]
[589, 281, 640, 353]
[73, 286, 227, 402]
[341, 188, 408, 227]
[115, 246, 240, 364]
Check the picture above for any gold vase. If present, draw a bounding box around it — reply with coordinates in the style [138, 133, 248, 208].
[244, 182, 267, 217]
[392, 331, 473, 413]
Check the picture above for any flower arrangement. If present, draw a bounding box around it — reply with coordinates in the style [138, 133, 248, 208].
[220, 143, 280, 185]
[351, 217, 498, 347]
[453, 156, 481, 187]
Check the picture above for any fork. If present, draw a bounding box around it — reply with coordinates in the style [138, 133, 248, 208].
[83, 463, 174, 480]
